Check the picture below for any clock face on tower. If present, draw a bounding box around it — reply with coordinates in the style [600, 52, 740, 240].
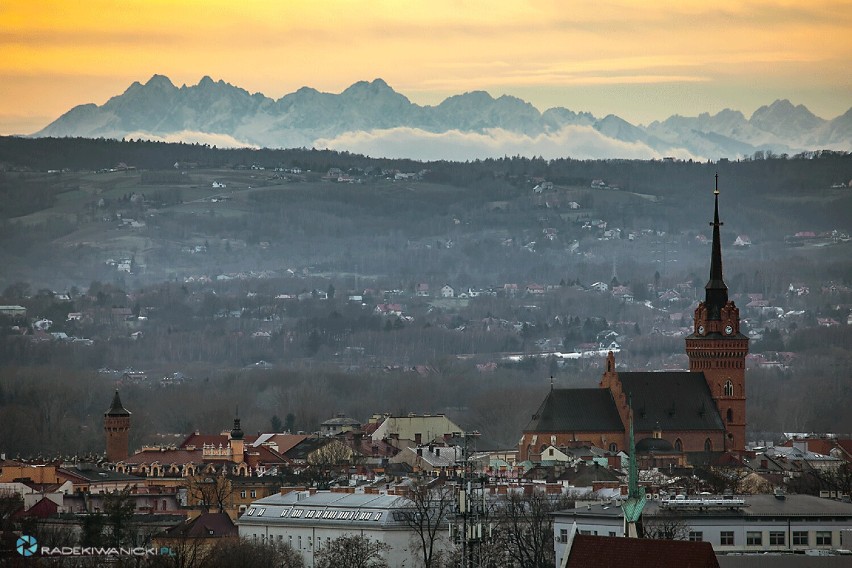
[725, 325, 733, 335]
[698, 325, 705, 335]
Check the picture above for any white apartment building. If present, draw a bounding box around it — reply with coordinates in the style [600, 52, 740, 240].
[553, 494, 852, 565]
[237, 489, 450, 567]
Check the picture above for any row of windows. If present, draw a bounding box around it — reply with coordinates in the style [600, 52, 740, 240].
[565, 529, 616, 541]
[245, 507, 383, 521]
[252, 533, 333, 551]
[690, 360, 744, 370]
[689, 350, 745, 358]
[564, 529, 836, 547]
[690, 530, 834, 547]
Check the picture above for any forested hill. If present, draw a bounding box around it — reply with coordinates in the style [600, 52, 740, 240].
[1, 136, 851, 198]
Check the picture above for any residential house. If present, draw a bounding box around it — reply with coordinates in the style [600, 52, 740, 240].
[415, 283, 430, 297]
[153, 512, 238, 561]
[733, 235, 752, 247]
[368, 414, 464, 450]
[390, 445, 462, 477]
[321, 415, 361, 437]
[0, 305, 27, 317]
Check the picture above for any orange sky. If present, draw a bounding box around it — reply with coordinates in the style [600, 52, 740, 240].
[1, 0, 850, 134]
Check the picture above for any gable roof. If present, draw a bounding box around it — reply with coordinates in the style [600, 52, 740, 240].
[284, 437, 336, 461]
[12, 497, 59, 519]
[163, 512, 237, 538]
[618, 372, 724, 431]
[565, 534, 719, 568]
[524, 388, 623, 433]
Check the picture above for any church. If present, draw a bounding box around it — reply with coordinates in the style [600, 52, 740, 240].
[519, 177, 749, 461]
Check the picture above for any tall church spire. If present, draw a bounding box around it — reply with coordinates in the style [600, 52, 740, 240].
[704, 173, 728, 320]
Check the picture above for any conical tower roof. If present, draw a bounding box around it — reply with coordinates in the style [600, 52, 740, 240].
[704, 174, 729, 320]
[105, 390, 131, 416]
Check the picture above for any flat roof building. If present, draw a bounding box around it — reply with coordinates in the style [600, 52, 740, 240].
[237, 489, 450, 567]
[553, 494, 852, 563]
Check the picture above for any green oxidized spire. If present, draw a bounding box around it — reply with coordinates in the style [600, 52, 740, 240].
[621, 396, 646, 536]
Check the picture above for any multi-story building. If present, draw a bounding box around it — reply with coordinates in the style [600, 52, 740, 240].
[553, 494, 852, 561]
[237, 488, 450, 567]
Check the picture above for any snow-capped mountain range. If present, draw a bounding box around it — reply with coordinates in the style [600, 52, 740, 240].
[34, 75, 852, 161]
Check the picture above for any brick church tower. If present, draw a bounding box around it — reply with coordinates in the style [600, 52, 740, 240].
[685, 176, 749, 451]
[104, 390, 131, 462]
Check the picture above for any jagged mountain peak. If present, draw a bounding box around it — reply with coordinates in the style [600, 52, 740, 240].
[145, 74, 176, 89]
[343, 78, 393, 93]
[31, 75, 852, 159]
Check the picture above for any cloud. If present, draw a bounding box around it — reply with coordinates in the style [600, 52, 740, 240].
[313, 126, 696, 161]
[123, 130, 257, 149]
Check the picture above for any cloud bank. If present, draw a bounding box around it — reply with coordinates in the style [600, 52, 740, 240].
[313, 126, 697, 161]
[123, 130, 257, 149]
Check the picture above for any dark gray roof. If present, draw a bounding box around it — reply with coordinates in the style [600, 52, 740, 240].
[525, 372, 725, 436]
[524, 389, 623, 433]
[106, 390, 130, 416]
[635, 437, 675, 453]
[61, 464, 142, 483]
[555, 494, 852, 520]
[619, 372, 724, 432]
[285, 437, 333, 460]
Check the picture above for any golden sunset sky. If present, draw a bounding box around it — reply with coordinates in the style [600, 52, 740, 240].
[1, 0, 850, 134]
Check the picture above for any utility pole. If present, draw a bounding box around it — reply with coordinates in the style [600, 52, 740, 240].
[452, 431, 490, 568]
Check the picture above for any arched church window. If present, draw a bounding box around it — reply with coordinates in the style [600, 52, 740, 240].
[726, 408, 734, 423]
[724, 380, 733, 397]
[704, 438, 713, 452]
[674, 439, 683, 452]
[609, 443, 617, 452]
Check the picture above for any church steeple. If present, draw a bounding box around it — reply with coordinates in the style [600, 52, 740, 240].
[686, 174, 749, 452]
[704, 173, 728, 320]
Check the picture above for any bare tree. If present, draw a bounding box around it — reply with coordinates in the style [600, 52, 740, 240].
[103, 487, 138, 547]
[399, 479, 455, 568]
[493, 489, 572, 568]
[305, 439, 354, 488]
[696, 466, 751, 494]
[315, 534, 389, 568]
[643, 513, 692, 540]
[0, 489, 23, 527]
[186, 474, 234, 513]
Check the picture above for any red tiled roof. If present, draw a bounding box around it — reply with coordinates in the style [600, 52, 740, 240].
[565, 534, 719, 568]
[163, 512, 237, 538]
[251, 433, 307, 455]
[124, 449, 202, 466]
[246, 445, 292, 468]
[12, 497, 58, 519]
[179, 432, 258, 449]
